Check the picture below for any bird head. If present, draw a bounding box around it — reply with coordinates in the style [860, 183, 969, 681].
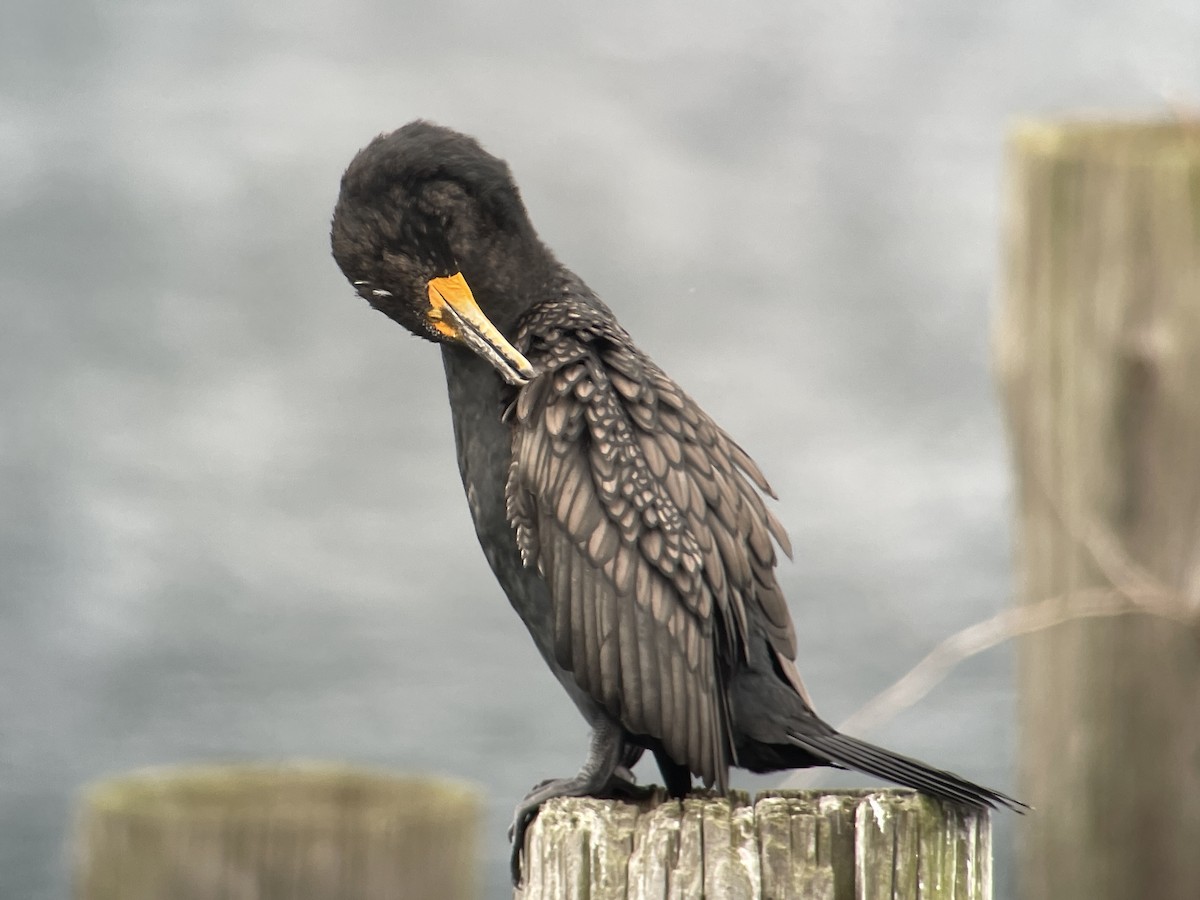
[330, 121, 540, 386]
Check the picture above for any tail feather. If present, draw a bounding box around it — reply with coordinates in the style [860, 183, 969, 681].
[786, 728, 1028, 812]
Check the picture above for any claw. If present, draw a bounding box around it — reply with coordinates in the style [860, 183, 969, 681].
[507, 768, 662, 885]
[508, 721, 632, 886]
[509, 814, 530, 886]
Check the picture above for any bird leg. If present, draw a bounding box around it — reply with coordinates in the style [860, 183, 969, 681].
[653, 747, 694, 798]
[509, 719, 648, 885]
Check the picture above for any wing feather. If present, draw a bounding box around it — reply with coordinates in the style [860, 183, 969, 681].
[506, 299, 794, 789]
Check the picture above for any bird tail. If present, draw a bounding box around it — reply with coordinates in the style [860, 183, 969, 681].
[785, 727, 1028, 812]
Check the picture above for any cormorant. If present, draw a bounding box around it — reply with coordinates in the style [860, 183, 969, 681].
[329, 121, 1024, 882]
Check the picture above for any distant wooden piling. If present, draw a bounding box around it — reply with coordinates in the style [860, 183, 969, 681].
[516, 790, 991, 900]
[73, 764, 480, 900]
[996, 120, 1200, 900]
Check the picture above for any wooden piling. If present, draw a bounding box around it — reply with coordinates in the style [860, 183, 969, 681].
[515, 789, 991, 900]
[996, 120, 1200, 900]
[73, 764, 481, 900]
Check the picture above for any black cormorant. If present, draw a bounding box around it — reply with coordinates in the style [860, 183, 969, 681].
[329, 121, 1024, 882]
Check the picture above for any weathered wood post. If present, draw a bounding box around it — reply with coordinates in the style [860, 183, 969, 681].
[996, 120, 1200, 900]
[516, 790, 991, 900]
[74, 764, 481, 900]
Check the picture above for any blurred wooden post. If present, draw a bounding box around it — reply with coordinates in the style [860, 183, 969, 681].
[996, 121, 1200, 900]
[516, 790, 991, 900]
[74, 764, 481, 900]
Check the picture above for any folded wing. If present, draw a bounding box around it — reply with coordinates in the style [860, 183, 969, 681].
[505, 301, 794, 788]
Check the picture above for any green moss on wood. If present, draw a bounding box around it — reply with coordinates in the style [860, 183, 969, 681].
[82, 763, 478, 825]
[517, 790, 990, 900]
[74, 764, 481, 900]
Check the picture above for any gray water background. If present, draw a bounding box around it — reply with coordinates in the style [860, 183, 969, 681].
[4, 2, 1199, 897]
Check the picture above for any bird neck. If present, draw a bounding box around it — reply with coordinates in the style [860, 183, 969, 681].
[459, 244, 563, 338]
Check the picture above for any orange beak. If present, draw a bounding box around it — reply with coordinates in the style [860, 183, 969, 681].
[426, 273, 536, 386]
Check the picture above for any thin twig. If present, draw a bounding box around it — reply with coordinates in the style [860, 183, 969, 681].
[779, 586, 1193, 789]
[837, 587, 1188, 736]
[1031, 463, 1177, 609]
[779, 454, 1198, 790]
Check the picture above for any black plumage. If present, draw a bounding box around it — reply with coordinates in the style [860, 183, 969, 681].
[330, 121, 1025, 883]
